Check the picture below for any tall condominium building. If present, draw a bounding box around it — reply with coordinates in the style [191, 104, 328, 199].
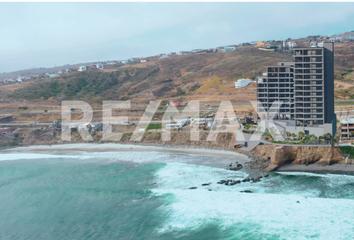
[256, 42, 336, 138]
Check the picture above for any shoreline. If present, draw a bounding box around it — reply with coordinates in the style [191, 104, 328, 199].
[0, 142, 242, 157]
[276, 163, 354, 175]
[2, 142, 354, 176]
[0, 142, 258, 174]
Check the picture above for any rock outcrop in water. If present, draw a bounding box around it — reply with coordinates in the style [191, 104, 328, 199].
[217, 175, 264, 186]
[228, 163, 243, 171]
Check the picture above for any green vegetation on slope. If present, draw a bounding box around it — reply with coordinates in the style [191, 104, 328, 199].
[10, 67, 160, 101]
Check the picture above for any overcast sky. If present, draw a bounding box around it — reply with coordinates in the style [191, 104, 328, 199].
[1, 2, 354, 73]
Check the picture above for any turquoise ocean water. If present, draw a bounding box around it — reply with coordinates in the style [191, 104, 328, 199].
[0, 151, 354, 239]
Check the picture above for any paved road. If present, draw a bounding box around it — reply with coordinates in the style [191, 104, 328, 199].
[335, 100, 354, 102]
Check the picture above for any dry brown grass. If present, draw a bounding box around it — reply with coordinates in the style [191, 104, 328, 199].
[3, 42, 354, 112]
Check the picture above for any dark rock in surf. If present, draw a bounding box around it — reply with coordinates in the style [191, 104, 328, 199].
[229, 164, 243, 171]
[240, 190, 253, 193]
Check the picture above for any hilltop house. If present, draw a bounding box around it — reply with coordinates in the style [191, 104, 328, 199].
[256, 41, 265, 47]
[78, 66, 87, 72]
[283, 41, 297, 50]
[4, 78, 14, 83]
[95, 64, 104, 69]
[179, 51, 192, 55]
[191, 49, 206, 53]
[223, 46, 237, 52]
[48, 73, 59, 78]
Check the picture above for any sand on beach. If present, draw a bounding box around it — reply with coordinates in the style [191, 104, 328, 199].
[0, 143, 251, 169]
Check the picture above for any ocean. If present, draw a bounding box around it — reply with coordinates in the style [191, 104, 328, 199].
[0, 150, 354, 240]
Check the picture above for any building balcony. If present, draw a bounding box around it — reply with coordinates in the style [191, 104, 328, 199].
[295, 116, 324, 120]
[296, 106, 323, 109]
[294, 50, 323, 56]
[295, 83, 323, 87]
[295, 72, 323, 75]
[295, 100, 323, 103]
[296, 94, 323, 97]
[295, 64, 323, 69]
[295, 111, 323, 114]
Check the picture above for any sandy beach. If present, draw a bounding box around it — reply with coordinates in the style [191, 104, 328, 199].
[4, 143, 354, 175]
[0, 143, 252, 169]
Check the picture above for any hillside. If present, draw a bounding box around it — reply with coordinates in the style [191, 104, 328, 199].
[3, 42, 354, 105]
[5, 47, 293, 104]
[0, 62, 95, 80]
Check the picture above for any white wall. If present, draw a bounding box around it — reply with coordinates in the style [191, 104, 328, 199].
[235, 79, 251, 88]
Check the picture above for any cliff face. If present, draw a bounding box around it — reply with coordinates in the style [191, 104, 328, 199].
[5, 128, 238, 150]
[253, 145, 344, 171]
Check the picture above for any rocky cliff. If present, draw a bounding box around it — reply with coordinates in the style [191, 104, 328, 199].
[250, 145, 345, 171]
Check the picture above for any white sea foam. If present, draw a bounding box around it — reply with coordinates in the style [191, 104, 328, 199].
[278, 171, 354, 188]
[0, 153, 93, 161]
[276, 171, 325, 177]
[0, 151, 239, 170]
[153, 163, 354, 239]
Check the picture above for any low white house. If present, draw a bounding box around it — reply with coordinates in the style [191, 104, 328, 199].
[78, 123, 91, 131]
[95, 64, 104, 70]
[49, 74, 59, 78]
[78, 66, 87, 72]
[223, 46, 237, 52]
[283, 41, 297, 50]
[235, 78, 251, 88]
[4, 78, 14, 83]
